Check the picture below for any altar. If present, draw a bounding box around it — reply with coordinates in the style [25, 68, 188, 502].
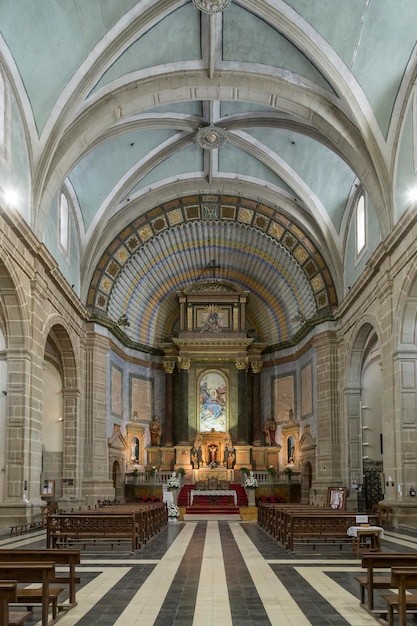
[193, 468, 234, 483]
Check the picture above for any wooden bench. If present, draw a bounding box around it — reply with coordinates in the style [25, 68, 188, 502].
[0, 581, 32, 626]
[382, 567, 417, 626]
[0, 562, 60, 626]
[355, 552, 417, 612]
[286, 512, 380, 551]
[47, 512, 141, 552]
[47, 502, 168, 550]
[0, 549, 80, 607]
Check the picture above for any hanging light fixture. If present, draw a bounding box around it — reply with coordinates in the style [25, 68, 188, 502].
[195, 125, 228, 149]
[192, 0, 232, 14]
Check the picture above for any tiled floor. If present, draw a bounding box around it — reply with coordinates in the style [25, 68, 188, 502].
[2, 520, 417, 625]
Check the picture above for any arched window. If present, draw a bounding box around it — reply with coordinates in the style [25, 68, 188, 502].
[59, 192, 69, 255]
[356, 193, 367, 257]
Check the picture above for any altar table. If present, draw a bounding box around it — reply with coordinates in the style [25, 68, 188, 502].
[190, 490, 237, 505]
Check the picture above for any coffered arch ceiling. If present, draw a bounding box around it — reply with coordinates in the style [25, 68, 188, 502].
[2, 0, 415, 351]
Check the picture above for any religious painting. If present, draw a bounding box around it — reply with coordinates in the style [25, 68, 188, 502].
[195, 305, 231, 332]
[273, 374, 295, 422]
[111, 364, 122, 418]
[301, 362, 313, 418]
[199, 371, 227, 432]
[326, 487, 347, 510]
[130, 374, 153, 422]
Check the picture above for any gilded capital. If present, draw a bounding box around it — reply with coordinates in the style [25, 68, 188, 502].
[250, 357, 263, 374]
[235, 356, 248, 370]
[177, 356, 191, 371]
[163, 358, 176, 374]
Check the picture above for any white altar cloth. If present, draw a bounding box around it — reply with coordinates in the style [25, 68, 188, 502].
[346, 525, 384, 538]
[190, 489, 237, 505]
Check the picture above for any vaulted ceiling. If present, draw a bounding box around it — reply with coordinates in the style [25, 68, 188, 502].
[1, 0, 415, 351]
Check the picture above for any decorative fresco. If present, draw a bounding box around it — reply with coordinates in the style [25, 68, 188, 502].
[111, 364, 122, 418]
[130, 374, 153, 422]
[273, 374, 295, 422]
[199, 371, 227, 432]
[301, 362, 313, 418]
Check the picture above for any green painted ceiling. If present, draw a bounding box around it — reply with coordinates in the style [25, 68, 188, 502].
[1, 0, 415, 349]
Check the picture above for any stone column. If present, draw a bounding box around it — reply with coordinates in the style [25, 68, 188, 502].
[78, 333, 114, 508]
[163, 358, 176, 447]
[177, 356, 190, 445]
[251, 357, 263, 446]
[311, 331, 341, 501]
[236, 357, 249, 445]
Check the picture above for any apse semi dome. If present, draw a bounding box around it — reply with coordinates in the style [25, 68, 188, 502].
[88, 195, 337, 352]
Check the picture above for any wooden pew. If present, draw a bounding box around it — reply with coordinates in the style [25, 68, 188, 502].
[286, 512, 380, 551]
[47, 502, 167, 551]
[355, 552, 417, 612]
[0, 581, 32, 626]
[0, 549, 80, 607]
[0, 562, 60, 626]
[382, 567, 417, 626]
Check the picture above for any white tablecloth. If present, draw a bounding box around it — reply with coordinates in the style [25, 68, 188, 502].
[347, 525, 384, 538]
[190, 490, 237, 505]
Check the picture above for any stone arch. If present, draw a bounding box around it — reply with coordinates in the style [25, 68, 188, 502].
[0, 259, 32, 510]
[344, 320, 382, 504]
[42, 321, 80, 503]
[394, 270, 417, 502]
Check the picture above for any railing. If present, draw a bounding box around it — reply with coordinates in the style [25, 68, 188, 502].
[125, 471, 181, 485]
[247, 471, 301, 485]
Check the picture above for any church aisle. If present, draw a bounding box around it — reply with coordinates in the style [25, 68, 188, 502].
[2, 521, 417, 625]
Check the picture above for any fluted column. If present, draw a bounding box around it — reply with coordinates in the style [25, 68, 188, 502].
[236, 357, 249, 445]
[163, 358, 176, 447]
[177, 356, 190, 445]
[251, 357, 263, 446]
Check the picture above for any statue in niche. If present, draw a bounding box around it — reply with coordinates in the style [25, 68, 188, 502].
[131, 437, 139, 463]
[263, 416, 277, 446]
[287, 435, 296, 465]
[149, 417, 162, 447]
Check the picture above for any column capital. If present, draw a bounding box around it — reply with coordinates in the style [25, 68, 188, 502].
[250, 357, 263, 374]
[178, 356, 191, 371]
[163, 358, 176, 374]
[235, 356, 248, 371]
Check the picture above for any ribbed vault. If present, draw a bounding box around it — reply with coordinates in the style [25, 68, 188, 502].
[88, 195, 337, 350]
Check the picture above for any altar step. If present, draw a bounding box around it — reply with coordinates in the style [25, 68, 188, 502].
[184, 504, 241, 520]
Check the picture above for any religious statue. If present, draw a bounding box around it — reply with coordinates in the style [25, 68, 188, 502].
[223, 445, 235, 469]
[208, 444, 217, 464]
[263, 416, 277, 446]
[197, 446, 203, 468]
[149, 417, 162, 447]
[191, 447, 198, 469]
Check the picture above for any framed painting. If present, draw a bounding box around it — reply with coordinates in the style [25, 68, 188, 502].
[198, 370, 227, 432]
[326, 486, 347, 510]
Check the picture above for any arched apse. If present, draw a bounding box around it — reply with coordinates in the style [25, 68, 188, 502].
[345, 322, 383, 503]
[42, 324, 80, 500]
[397, 272, 417, 497]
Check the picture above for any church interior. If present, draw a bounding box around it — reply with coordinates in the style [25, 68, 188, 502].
[2, 1, 417, 624]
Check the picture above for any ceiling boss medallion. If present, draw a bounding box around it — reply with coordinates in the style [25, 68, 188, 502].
[195, 125, 228, 150]
[192, 0, 231, 13]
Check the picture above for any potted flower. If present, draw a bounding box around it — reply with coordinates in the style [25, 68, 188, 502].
[166, 472, 181, 489]
[267, 465, 276, 480]
[244, 471, 258, 506]
[167, 503, 180, 522]
[176, 467, 185, 477]
[209, 461, 218, 469]
[284, 467, 294, 481]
